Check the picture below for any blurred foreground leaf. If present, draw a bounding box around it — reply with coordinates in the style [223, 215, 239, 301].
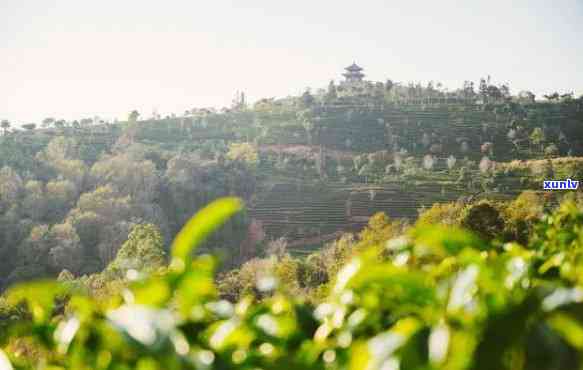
[171, 197, 243, 268]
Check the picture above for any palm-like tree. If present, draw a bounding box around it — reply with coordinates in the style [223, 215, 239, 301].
[128, 110, 140, 123]
[54, 120, 66, 132]
[1, 120, 11, 136]
[42, 117, 55, 128]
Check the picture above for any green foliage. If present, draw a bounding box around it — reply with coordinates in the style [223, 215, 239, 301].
[171, 197, 243, 267]
[1, 91, 582, 289]
[553, 158, 583, 181]
[3, 198, 583, 369]
[105, 224, 166, 278]
[544, 144, 559, 158]
[459, 200, 505, 242]
[0, 81, 583, 368]
[502, 191, 548, 244]
[416, 202, 465, 228]
[530, 127, 545, 146]
[226, 143, 259, 166]
[0, 125, 254, 283]
[530, 198, 583, 284]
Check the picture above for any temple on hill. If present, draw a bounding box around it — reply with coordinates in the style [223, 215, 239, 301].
[342, 62, 365, 84]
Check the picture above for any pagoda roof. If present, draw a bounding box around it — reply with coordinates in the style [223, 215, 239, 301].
[342, 71, 365, 78]
[345, 62, 363, 72]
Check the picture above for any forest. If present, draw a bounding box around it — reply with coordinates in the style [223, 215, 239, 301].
[1, 76, 583, 369]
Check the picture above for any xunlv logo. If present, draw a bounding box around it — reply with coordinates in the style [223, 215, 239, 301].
[543, 179, 580, 190]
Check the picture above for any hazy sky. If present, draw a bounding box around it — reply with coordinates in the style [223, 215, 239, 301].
[1, 0, 582, 123]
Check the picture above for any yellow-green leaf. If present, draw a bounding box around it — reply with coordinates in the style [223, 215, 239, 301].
[5, 280, 68, 323]
[547, 312, 583, 350]
[171, 197, 243, 266]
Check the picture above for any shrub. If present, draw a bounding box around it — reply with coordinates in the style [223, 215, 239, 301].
[4, 197, 583, 370]
[226, 142, 259, 166]
[217, 257, 273, 302]
[297, 253, 328, 289]
[104, 223, 166, 278]
[416, 202, 464, 228]
[544, 143, 560, 158]
[502, 191, 547, 244]
[459, 200, 505, 242]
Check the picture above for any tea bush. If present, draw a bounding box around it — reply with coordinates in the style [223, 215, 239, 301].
[2, 197, 583, 370]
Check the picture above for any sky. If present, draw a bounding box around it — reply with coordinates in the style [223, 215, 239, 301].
[1, 0, 582, 123]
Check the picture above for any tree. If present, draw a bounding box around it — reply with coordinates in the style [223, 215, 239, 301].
[326, 80, 337, 101]
[80, 118, 93, 127]
[10, 196, 583, 369]
[231, 91, 247, 111]
[518, 91, 536, 104]
[530, 127, 545, 154]
[90, 154, 160, 203]
[75, 186, 132, 221]
[357, 212, 402, 251]
[22, 123, 36, 131]
[499, 84, 511, 100]
[0, 166, 23, 212]
[543, 92, 560, 101]
[41, 117, 55, 128]
[226, 143, 259, 167]
[461, 80, 475, 99]
[560, 92, 574, 102]
[128, 110, 140, 123]
[70, 185, 136, 265]
[45, 179, 78, 220]
[57, 269, 75, 281]
[460, 200, 505, 241]
[503, 191, 546, 244]
[68, 211, 103, 255]
[478, 76, 505, 103]
[1, 120, 11, 136]
[18, 224, 51, 264]
[544, 143, 559, 158]
[300, 89, 315, 108]
[486, 85, 502, 101]
[41, 136, 81, 162]
[105, 223, 166, 277]
[22, 180, 48, 221]
[416, 202, 464, 228]
[53, 120, 66, 132]
[48, 222, 83, 274]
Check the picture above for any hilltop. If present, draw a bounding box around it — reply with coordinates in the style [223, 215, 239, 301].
[1, 67, 582, 285]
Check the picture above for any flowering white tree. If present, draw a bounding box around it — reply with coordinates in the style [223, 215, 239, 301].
[423, 155, 435, 170]
[479, 156, 492, 173]
[507, 128, 517, 140]
[447, 155, 457, 170]
[394, 154, 403, 171]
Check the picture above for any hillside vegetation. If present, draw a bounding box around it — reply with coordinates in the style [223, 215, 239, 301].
[1, 81, 583, 369]
[2, 194, 583, 369]
[1, 82, 582, 285]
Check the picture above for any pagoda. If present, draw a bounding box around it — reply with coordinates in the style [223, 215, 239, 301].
[342, 62, 365, 84]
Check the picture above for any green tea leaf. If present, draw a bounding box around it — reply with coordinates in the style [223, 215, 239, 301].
[547, 312, 583, 350]
[171, 197, 243, 266]
[5, 280, 68, 323]
[411, 225, 488, 257]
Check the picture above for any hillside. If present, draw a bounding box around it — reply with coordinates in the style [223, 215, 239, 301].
[1, 79, 583, 286]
